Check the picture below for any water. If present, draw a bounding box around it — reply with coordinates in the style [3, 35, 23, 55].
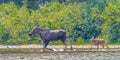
[0, 52, 120, 60]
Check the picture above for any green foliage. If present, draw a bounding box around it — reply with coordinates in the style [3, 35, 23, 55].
[27, 0, 39, 10]
[100, 1, 120, 43]
[70, 2, 104, 42]
[0, 0, 120, 45]
[13, 0, 24, 6]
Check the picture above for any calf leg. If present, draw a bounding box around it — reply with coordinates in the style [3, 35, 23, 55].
[102, 44, 104, 49]
[90, 44, 94, 50]
[97, 45, 99, 50]
[105, 44, 109, 48]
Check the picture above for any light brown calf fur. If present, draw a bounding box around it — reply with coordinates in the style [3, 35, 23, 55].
[89, 37, 109, 50]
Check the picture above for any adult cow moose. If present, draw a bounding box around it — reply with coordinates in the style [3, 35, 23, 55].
[29, 25, 73, 51]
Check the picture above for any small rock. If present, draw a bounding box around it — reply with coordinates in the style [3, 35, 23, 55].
[52, 48, 57, 51]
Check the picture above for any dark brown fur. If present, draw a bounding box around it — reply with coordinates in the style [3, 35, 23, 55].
[29, 25, 73, 51]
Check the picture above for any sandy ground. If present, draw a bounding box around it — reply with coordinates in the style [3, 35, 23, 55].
[0, 45, 120, 60]
[0, 51, 120, 60]
[0, 44, 120, 48]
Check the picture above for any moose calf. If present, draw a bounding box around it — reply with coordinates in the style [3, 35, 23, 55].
[89, 37, 109, 50]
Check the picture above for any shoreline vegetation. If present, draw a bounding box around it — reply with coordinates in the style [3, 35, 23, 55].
[0, 0, 120, 45]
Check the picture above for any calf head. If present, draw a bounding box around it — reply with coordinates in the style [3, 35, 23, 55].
[89, 36, 94, 42]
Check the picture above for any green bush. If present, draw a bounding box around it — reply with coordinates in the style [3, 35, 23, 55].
[0, 1, 120, 45]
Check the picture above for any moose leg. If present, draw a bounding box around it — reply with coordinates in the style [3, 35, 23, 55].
[66, 40, 73, 50]
[61, 40, 67, 51]
[43, 42, 47, 51]
[43, 41, 51, 51]
[70, 40, 73, 50]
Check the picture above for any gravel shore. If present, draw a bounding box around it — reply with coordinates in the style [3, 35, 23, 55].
[0, 44, 120, 48]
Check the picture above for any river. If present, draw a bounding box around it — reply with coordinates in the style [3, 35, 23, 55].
[0, 52, 120, 60]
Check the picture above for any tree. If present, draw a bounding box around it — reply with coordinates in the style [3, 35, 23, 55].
[0, 0, 13, 4]
[13, 0, 23, 6]
[38, 0, 45, 6]
[108, 21, 120, 43]
[27, 0, 39, 10]
[59, 0, 66, 3]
